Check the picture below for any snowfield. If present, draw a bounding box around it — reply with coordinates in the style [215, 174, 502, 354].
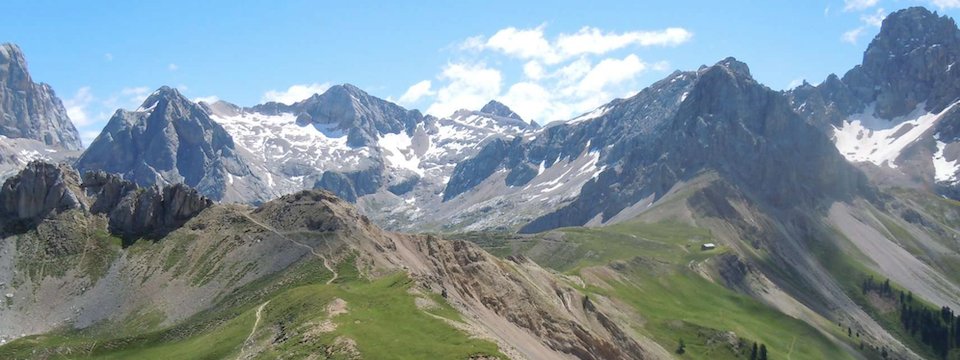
[832, 101, 960, 168]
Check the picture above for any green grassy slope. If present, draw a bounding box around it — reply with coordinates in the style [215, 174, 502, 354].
[468, 221, 857, 360]
[0, 257, 503, 360]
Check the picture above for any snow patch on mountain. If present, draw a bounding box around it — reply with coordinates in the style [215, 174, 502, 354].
[378, 131, 423, 176]
[832, 101, 960, 168]
[933, 139, 960, 183]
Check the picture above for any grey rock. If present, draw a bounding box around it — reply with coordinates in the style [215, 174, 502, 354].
[0, 160, 211, 241]
[0, 44, 82, 150]
[0, 161, 84, 231]
[314, 162, 384, 202]
[75, 86, 256, 202]
[106, 183, 212, 243]
[480, 100, 524, 122]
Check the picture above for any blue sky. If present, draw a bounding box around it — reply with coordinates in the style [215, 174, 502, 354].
[5, 0, 960, 146]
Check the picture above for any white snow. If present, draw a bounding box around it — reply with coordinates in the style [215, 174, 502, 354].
[136, 101, 159, 113]
[933, 140, 959, 183]
[569, 105, 610, 124]
[212, 111, 353, 170]
[833, 102, 960, 168]
[378, 132, 423, 176]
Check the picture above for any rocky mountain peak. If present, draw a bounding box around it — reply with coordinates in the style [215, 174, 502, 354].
[76, 85, 253, 201]
[290, 83, 423, 147]
[870, 7, 959, 53]
[709, 56, 753, 80]
[842, 6, 960, 118]
[479, 100, 524, 121]
[0, 43, 82, 150]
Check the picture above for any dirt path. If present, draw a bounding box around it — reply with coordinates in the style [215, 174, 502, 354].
[238, 300, 270, 359]
[240, 212, 338, 284]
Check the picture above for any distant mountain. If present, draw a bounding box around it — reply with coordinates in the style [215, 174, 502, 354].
[789, 7, 960, 198]
[75, 86, 264, 202]
[436, 58, 869, 233]
[480, 100, 524, 121]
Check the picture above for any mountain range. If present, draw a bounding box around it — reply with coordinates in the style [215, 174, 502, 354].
[0, 6, 959, 360]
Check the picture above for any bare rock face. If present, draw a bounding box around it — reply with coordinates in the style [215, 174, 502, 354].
[0, 161, 212, 242]
[75, 86, 254, 202]
[0, 161, 84, 231]
[107, 183, 212, 242]
[0, 44, 82, 150]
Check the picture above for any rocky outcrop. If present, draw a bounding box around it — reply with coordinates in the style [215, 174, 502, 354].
[0, 44, 82, 150]
[0, 161, 84, 231]
[314, 162, 384, 203]
[75, 86, 256, 202]
[252, 189, 368, 232]
[106, 183, 212, 242]
[0, 161, 211, 241]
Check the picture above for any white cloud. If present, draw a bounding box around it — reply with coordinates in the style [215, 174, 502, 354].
[844, 0, 878, 11]
[485, 25, 560, 63]
[576, 54, 646, 96]
[787, 78, 805, 89]
[168, 63, 178, 71]
[64, 87, 95, 127]
[556, 27, 691, 56]
[523, 61, 546, 80]
[80, 130, 101, 147]
[933, 0, 960, 8]
[397, 80, 434, 105]
[422, 25, 682, 122]
[861, 8, 886, 27]
[842, 27, 865, 44]
[193, 95, 220, 104]
[121, 86, 151, 106]
[426, 63, 502, 118]
[479, 24, 693, 64]
[841, 8, 885, 45]
[262, 83, 331, 105]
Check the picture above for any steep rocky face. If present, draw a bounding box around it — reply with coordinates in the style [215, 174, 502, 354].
[520, 59, 870, 232]
[0, 161, 84, 231]
[314, 161, 385, 203]
[849, 7, 960, 119]
[75, 86, 260, 202]
[106, 183, 212, 242]
[0, 44, 82, 150]
[0, 161, 211, 241]
[788, 7, 960, 199]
